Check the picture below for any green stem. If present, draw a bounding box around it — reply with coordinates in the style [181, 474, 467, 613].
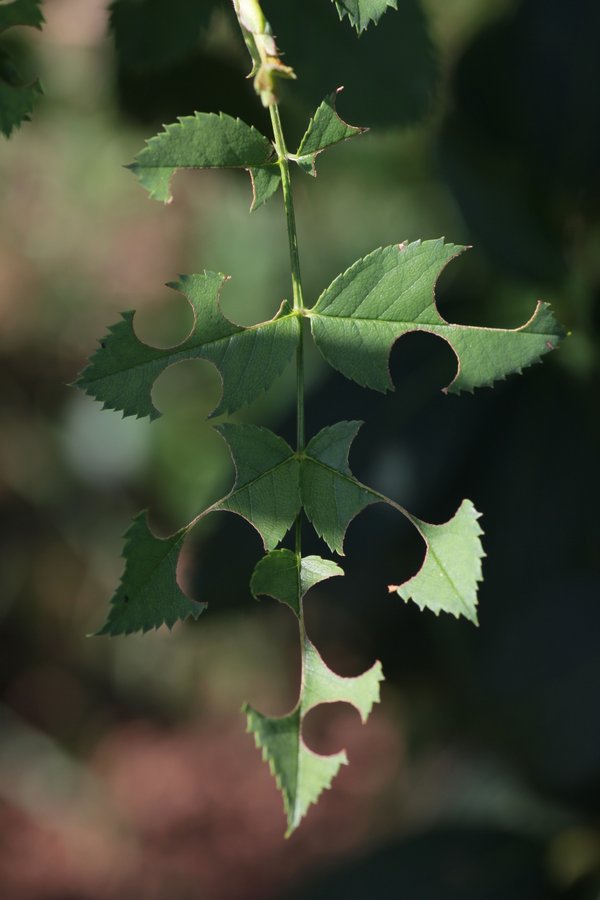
[268, 107, 306, 625]
[294, 327, 305, 560]
[269, 105, 304, 315]
[268, 103, 305, 450]
[236, 1, 307, 636]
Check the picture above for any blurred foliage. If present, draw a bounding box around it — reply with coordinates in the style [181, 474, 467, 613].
[112, 0, 438, 133]
[0, 0, 599, 897]
[0, 0, 43, 137]
[109, 0, 215, 70]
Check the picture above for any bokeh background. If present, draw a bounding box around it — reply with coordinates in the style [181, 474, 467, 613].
[1, 0, 599, 897]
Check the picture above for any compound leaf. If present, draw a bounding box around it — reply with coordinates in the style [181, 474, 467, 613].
[294, 89, 367, 176]
[97, 512, 205, 636]
[129, 111, 280, 205]
[251, 549, 343, 616]
[0, 0, 43, 138]
[391, 499, 484, 624]
[309, 239, 565, 394]
[215, 424, 301, 551]
[301, 421, 380, 554]
[76, 271, 300, 420]
[333, 0, 398, 33]
[245, 564, 382, 834]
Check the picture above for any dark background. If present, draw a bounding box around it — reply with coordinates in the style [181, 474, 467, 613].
[0, 0, 598, 897]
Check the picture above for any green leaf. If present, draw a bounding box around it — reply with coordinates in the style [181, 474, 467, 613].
[0, 75, 40, 137]
[333, 0, 398, 33]
[215, 424, 301, 551]
[109, 0, 215, 71]
[391, 500, 484, 624]
[97, 425, 301, 635]
[0, 0, 43, 32]
[301, 421, 380, 554]
[241, 482, 382, 836]
[97, 512, 205, 636]
[251, 549, 343, 616]
[0, 0, 43, 138]
[294, 89, 367, 176]
[129, 111, 280, 205]
[246, 697, 340, 838]
[309, 239, 565, 394]
[75, 271, 300, 420]
[246, 633, 382, 834]
[249, 165, 282, 211]
[300, 421, 484, 621]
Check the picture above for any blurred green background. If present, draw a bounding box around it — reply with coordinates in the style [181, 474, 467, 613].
[1, 0, 599, 897]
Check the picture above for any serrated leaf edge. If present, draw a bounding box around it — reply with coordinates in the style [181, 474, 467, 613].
[0, 0, 44, 137]
[390, 499, 486, 624]
[244, 642, 383, 835]
[293, 87, 368, 177]
[95, 510, 206, 637]
[333, 0, 398, 33]
[97, 425, 302, 635]
[244, 703, 348, 836]
[74, 272, 299, 421]
[128, 111, 277, 204]
[443, 300, 566, 396]
[309, 238, 565, 395]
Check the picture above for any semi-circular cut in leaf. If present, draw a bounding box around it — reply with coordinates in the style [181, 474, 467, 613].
[251, 549, 343, 616]
[390, 500, 484, 624]
[333, 0, 398, 33]
[214, 424, 301, 551]
[75, 271, 300, 420]
[246, 535, 382, 836]
[246, 636, 383, 835]
[301, 421, 380, 555]
[0, 0, 43, 31]
[0, 0, 43, 138]
[300, 420, 484, 622]
[308, 239, 565, 394]
[293, 89, 367, 176]
[97, 512, 205, 637]
[97, 425, 301, 635]
[128, 111, 280, 205]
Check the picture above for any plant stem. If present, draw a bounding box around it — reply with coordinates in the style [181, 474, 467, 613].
[269, 105, 304, 316]
[268, 105, 306, 601]
[269, 103, 305, 450]
[235, 0, 306, 630]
